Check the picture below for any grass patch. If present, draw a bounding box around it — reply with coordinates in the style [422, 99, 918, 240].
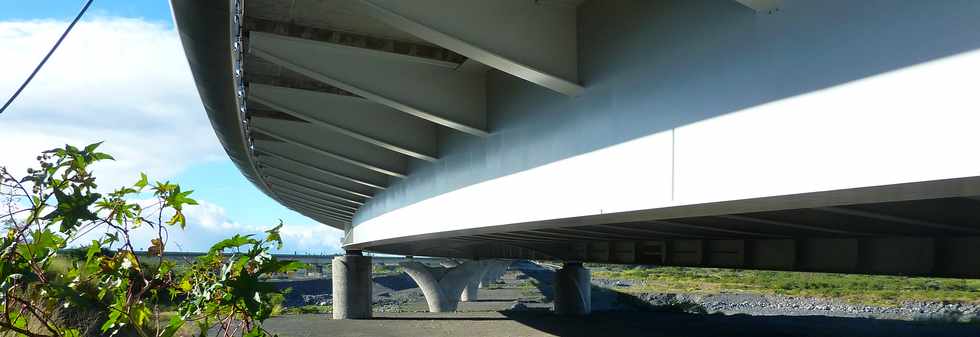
[372, 264, 404, 276]
[592, 266, 980, 307]
[516, 279, 550, 302]
[282, 305, 332, 315]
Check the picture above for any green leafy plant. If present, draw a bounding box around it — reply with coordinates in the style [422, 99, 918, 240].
[0, 143, 304, 337]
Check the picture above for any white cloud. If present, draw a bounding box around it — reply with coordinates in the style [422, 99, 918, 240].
[0, 17, 224, 188]
[70, 199, 344, 254]
[0, 17, 343, 255]
[166, 200, 345, 254]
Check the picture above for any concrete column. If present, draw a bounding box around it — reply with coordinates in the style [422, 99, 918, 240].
[479, 260, 511, 288]
[332, 251, 372, 319]
[461, 260, 499, 302]
[401, 260, 488, 312]
[553, 262, 591, 316]
[460, 271, 484, 302]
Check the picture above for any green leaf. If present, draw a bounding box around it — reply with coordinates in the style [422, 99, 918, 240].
[133, 304, 150, 326]
[178, 190, 198, 205]
[134, 172, 148, 189]
[102, 309, 121, 332]
[83, 141, 103, 153]
[244, 326, 263, 337]
[161, 316, 184, 337]
[167, 211, 186, 228]
[86, 239, 102, 261]
[10, 310, 27, 330]
[208, 234, 258, 253]
[41, 188, 101, 233]
[91, 152, 115, 161]
[265, 221, 284, 248]
[179, 277, 192, 292]
[258, 259, 307, 275]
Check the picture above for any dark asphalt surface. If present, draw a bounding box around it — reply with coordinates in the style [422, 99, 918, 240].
[264, 311, 980, 337]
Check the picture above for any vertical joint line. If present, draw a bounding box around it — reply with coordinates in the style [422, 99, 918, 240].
[670, 128, 676, 201]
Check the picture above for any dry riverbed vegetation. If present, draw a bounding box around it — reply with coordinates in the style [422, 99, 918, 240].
[591, 265, 980, 307]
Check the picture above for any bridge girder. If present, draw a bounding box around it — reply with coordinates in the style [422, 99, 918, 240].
[249, 31, 488, 137]
[356, 0, 584, 97]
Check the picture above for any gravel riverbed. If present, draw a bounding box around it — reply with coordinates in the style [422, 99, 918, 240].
[267, 274, 425, 312]
[592, 278, 980, 323]
[267, 267, 980, 324]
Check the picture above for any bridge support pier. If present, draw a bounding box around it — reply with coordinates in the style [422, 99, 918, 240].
[479, 260, 511, 288]
[553, 262, 591, 316]
[464, 259, 514, 301]
[401, 260, 488, 312]
[332, 251, 372, 319]
[460, 278, 482, 302]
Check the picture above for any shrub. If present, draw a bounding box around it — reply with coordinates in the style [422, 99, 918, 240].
[0, 143, 305, 337]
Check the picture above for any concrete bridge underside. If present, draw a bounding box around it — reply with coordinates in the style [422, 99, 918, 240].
[172, 0, 980, 280]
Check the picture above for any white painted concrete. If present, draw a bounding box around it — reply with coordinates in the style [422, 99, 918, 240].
[350, 48, 980, 246]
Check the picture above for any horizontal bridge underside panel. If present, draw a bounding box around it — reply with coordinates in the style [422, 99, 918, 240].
[364, 196, 980, 278]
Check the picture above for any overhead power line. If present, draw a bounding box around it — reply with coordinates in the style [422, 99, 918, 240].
[0, 0, 95, 115]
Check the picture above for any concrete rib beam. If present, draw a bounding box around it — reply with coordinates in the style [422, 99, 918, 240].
[277, 193, 357, 217]
[251, 123, 407, 178]
[250, 31, 488, 137]
[357, 0, 584, 96]
[249, 84, 438, 161]
[261, 164, 373, 199]
[268, 177, 364, 207]
[255, 150, 387, 191]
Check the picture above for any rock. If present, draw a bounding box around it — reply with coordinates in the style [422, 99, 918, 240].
[302, 294, 331, 306]
[509, 302, 529, 311]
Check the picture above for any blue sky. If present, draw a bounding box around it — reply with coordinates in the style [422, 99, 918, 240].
[0, 1, 344, 254]
[0, 1, 173, 23]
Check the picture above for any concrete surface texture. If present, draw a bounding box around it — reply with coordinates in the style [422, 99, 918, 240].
[460, 276, 482, 302]
[400, 260, 489, 312]
[464, 259, 511, 301]
[480, 260, 512, 288]
[332, 254, 373, 319]
[552, 262, 591, 316]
